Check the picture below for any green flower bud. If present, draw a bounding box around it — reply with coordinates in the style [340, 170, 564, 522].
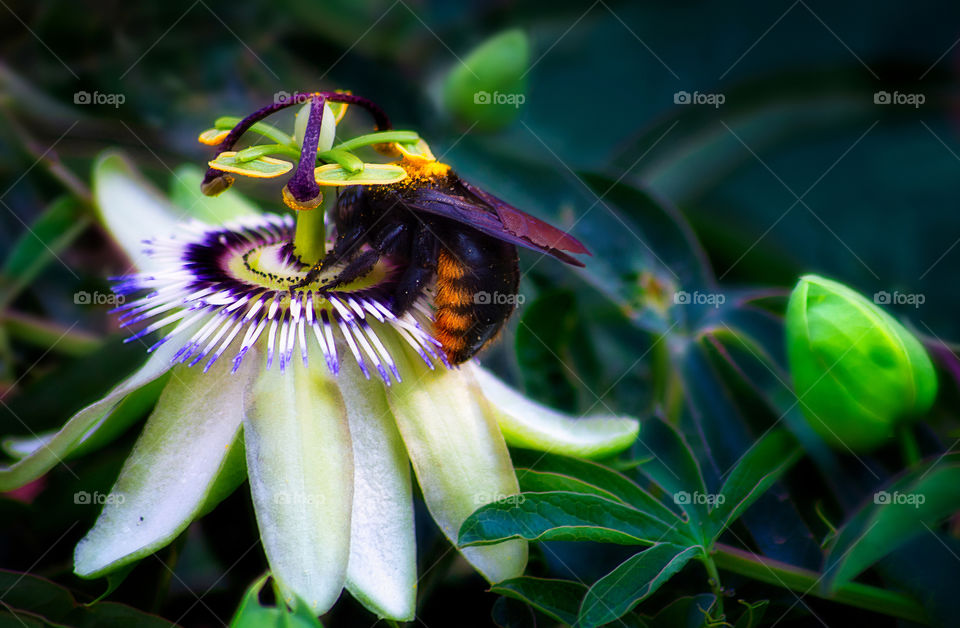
[786, 275, 937, 451]
[442, 29, 529, 131]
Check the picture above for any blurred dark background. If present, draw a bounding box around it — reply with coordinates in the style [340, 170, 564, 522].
[1, 1, 959, 626]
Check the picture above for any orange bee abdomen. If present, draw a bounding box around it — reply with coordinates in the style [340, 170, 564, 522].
[433, 231, 519, 364]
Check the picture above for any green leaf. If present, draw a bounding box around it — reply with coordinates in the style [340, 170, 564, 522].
[577, 174, 712, 333]
[649, 593, 718, 628]
[491, 577, 587, 627]
[86, 564, 137, 606]
[515, 290, 579, 412]
[633, 419, 709, 529]
[0, 569, 175, 627]
[313, 163, 406, 185]
[733, 599, 769, 628]
[491, 596, 536, 628]
[230, 574, 323, 628]
[459, 491, 689, 548]
[708, 430, 802, 537]
[208, 151, 293, 178]
[824, 457, 960, 591]
[579, 543, 701, 628]
[510, 449, 682, 527]
[0, 196, 89, 308]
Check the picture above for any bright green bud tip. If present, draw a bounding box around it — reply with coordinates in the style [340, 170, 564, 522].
[785, 274, 937, 451]
[442, 29, 529, 131]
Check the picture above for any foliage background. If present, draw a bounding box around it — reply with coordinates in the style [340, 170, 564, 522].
[1, 0, 959, 626]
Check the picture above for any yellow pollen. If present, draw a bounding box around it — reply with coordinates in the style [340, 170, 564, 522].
[398, 157, 451, 181]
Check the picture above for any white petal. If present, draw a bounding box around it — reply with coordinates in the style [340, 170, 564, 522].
[385, 346, 527, 583]
[471, 365, 640, 459]
[92, 151, 182, 271]
[0, 339, 180, 492]
[74, 353, 255, 577]
[243, 350, 353, 614]
[339, 361, 416, 621]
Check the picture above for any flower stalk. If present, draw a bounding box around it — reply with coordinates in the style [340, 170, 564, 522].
[699, 550, 725, 619]
[712, 543, 927, 623]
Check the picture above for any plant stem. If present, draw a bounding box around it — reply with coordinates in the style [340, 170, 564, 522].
[898, 424, 921, 469]
[651, 334, 683, 423]
[700, 551, 725, 619]
[293, 204, 327, 266]
[2, 311, 101, 356]
[713, 543, 927, 624]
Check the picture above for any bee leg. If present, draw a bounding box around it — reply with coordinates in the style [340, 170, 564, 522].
[292, 223, 368, 289]
[319, 222, 409, 291]
[392, 225, 437, 314]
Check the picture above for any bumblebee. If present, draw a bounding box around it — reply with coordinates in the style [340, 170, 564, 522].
[297, 159, 589, 364]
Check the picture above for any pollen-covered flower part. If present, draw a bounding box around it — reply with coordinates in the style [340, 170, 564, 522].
[200, 90, 421, 208]
[111, 213, 446, 384]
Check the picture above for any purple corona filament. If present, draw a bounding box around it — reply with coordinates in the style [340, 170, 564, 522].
[113, 215, 444, 384]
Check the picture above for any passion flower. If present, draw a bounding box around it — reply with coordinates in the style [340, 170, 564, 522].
[785, 274, 937, 451]
[0, 152, 639, 621]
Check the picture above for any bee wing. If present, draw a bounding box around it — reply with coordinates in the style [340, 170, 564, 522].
[396, 187, 588, 267]
[457, 179, 591, 256]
